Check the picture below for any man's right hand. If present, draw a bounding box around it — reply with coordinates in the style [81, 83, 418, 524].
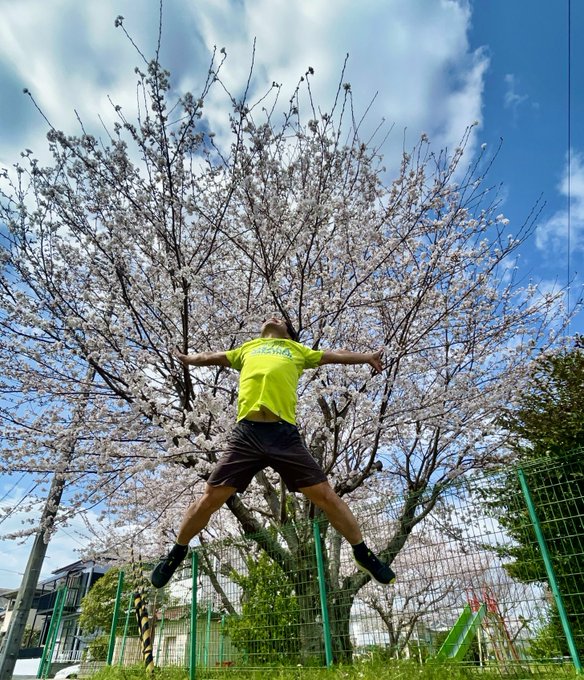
[367, 349, 384, 374]
[172, 347, 190, 365]
[171, 348, 231, 368]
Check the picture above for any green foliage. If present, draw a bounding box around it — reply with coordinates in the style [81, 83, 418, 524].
[79, 569, 123, 635]
[84, 633, 110, 662]
[485, 343, 584, 659]
[79, 568, 141, 659]
[529, 616, 565, 660]
[499, 342, 584, 455]
[88, 659, 580, 679]
[225, 550, 301, 665]
[22, 626, 41, 648]
[91, 665, 188, 680]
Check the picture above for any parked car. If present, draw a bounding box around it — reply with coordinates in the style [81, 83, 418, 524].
[53, 664, 80, 678]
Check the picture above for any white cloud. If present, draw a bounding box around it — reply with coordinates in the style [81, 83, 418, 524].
[503, 73, 528, 114]
[0, 0, 488, 170]
[186, 0, 488, 158]
[0, 2, 164, 165]
[536, 150, 584, 256]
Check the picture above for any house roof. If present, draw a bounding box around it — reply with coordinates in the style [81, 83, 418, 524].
[50, 559, 110, 578]
[0, 585, 44, 600]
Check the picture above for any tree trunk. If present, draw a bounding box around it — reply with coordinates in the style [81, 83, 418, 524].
[291, 537, 327, 665]
[328, 586, 356, 663]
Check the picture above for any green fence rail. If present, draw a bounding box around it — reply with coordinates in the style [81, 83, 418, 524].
[37, 586, 67, 679]
[89, 450, 583, 677]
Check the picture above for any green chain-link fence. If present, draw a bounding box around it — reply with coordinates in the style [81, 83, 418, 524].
[92, 450, 583, 676]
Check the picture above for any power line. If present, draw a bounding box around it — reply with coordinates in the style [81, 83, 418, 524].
[567, 0, 572, 332]
[0, 473, 27, 505]
[0, 480, 45, 528]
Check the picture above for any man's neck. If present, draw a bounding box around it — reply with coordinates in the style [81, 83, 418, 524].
[261, 332, 288, 340]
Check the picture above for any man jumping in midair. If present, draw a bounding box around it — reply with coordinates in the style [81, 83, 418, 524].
[151, 316, 395, 588]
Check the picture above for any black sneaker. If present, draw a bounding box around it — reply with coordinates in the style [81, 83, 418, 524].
[151, 543, 188, 588]
[353, 548, 396, 585]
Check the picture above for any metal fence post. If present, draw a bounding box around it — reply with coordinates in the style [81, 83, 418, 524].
[189, 551, 199, 680]
[219, 615, 225, 666]
[155, 606, 166, 667]
[313, 520, 333, 668]
[118, 592, 134, 666]
[38, 586, 67, 679]
[36, 588, 61, 679]
[517, 467, 583, 674]
[106, 570, 125, 665]
[204, 601, 212, 667]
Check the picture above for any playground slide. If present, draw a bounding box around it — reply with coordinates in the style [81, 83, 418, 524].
[434, 603, 486, 662]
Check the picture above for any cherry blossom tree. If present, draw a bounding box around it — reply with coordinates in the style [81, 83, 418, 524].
[356, 522, 536, 661]
[0, 31, 563, 661]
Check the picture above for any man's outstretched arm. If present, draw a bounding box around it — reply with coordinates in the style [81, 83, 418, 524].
[173, 348, 231, 367]
[318, 349, 383, 374]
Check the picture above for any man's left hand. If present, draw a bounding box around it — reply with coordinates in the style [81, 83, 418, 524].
[368, 349, 384, 374]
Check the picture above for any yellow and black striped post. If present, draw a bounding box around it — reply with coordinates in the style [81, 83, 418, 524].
[134, 591, 155, 673]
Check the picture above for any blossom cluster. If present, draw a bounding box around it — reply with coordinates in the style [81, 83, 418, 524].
[0, 51, 562, 572]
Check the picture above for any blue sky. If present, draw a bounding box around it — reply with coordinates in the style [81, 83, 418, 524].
[469, 1, 582, 324]
[0, 0, 582, 587]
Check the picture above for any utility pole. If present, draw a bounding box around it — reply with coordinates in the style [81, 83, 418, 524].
[0, 367, 95, 680]
[0, 472, 66, 680]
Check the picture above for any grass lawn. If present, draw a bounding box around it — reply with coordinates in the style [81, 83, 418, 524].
[88, 661, 581, 680]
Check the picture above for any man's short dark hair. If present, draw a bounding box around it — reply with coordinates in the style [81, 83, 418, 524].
[285, 320, 299, 342]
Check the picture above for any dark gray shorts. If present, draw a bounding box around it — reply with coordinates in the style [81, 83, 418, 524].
[207, 419, 327, 493]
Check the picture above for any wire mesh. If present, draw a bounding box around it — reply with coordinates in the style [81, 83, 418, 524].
[517, 451, 584, 665]
[113, 579, 194, 668]
[105, 451, 583, 676]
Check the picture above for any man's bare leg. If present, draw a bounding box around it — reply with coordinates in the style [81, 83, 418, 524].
[151, 483, 236, 588]
[300, 480, 395, 585]
[177, 483, 237, 544]
[299, 481, 362, 545]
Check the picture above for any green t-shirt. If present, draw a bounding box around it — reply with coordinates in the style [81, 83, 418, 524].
[225, 338, 324, 424]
